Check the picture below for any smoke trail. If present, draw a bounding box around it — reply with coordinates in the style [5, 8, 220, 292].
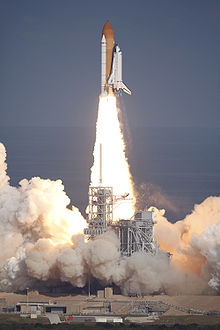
[135, 182, 178, 214]
[90, 95, 136, 220]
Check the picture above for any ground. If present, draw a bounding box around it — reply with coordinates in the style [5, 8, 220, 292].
[0, 292, 220, 329]
[0, 314, 220, 329]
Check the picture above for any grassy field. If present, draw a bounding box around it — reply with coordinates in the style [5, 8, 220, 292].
[153, 315, 220, 326]
[1, 323, 220, 329]
[0, 314, 220, 329]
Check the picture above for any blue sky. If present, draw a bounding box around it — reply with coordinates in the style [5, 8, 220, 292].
[0, 0, 220, 127]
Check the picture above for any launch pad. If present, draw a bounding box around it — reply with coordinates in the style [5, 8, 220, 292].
[84, 183, 158, 257]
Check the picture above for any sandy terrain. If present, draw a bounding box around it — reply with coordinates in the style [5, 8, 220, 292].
[1, 292, 220, 315]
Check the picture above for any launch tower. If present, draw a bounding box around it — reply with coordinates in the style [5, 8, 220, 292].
[84, 186, 113, 238]
[84, 144, 113, 238]
[114, 211, 157, 257]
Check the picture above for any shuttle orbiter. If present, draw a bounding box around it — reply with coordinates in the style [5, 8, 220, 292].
[101, 21, 131, 96]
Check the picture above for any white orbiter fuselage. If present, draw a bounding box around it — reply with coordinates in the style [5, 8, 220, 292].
[101, 21, 131, 96]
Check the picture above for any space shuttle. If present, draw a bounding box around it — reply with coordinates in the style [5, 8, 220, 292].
[101, 21, 131, 96]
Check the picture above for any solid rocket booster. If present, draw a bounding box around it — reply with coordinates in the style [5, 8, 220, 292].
[101, 21, 131, 96]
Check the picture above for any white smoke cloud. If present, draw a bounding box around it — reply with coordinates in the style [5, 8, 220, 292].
[0, 143, 9, 189]
[83, 231, 120, 284]
[153, 197, 220, 294]
[0, 142, 87, 291]
[190, 222, 220, 291]
[57, 236, 87, 288]
[0, 141, 220, 296]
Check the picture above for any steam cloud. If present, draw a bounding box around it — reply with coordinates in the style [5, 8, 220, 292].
[0, 142, 220, 295]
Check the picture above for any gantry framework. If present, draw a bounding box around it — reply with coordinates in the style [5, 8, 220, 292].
[84, 186, 113, 238]
[84, 187, 157, 256]
[114, 211, 157, 257]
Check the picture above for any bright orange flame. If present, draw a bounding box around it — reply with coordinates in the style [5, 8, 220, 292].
[90, 95, 135, 220]
[45, 206, 87, 246]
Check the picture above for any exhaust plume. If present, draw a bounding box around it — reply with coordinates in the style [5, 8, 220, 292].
[90, 96, 136, 220]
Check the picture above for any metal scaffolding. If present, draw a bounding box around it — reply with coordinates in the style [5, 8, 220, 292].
[84, 186, 113, 238]
[115, 211, 157, 256]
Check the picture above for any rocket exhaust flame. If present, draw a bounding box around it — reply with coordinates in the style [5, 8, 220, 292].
[90, 95, 136, 220]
